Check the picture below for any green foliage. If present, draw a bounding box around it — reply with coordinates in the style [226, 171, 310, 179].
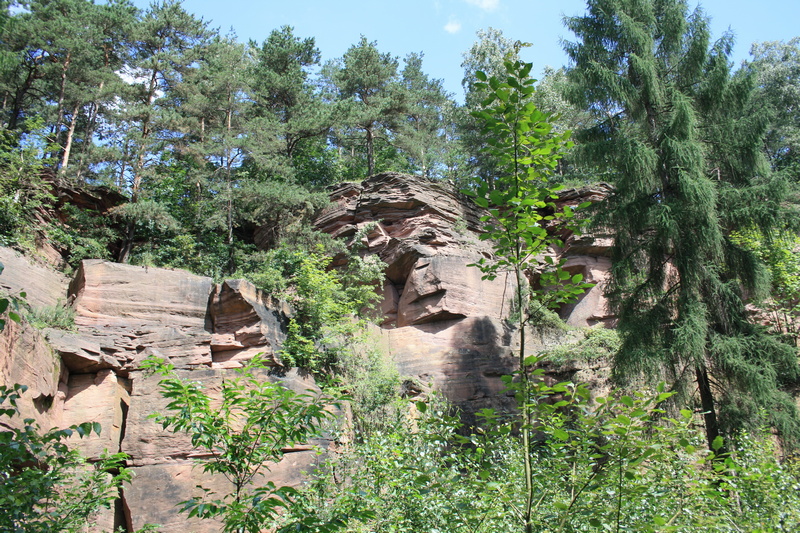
[280, 250, 385, 375]
[0, 383, 130, 533]
[564, 0, 800, 446]
[0, 120, 56, 250]
[143, 354, 357, 533]
[544, 326, 620, 366]
[45, 204, 118, 267]
[25, 300, 76, 331]
[307, 373, 800, 532]
[463, 49, 591, 533]
[747, 38, 800, 176]
[731, 229, 800, 341]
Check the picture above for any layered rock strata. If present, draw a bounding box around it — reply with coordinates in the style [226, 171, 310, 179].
[0, 252, 310, 531]
[0, 172, 614, 529]
[316, 172, 614, 414]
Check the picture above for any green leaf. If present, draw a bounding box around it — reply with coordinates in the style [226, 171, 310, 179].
[553, 428, 569, 441]
[712, 435, 724, 451]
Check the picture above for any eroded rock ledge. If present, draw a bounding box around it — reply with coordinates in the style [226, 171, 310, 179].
[0, 172, 613, 529]
[316, 172, 614, 416]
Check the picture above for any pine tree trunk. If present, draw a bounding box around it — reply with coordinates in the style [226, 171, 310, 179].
[366, 126, 375, 177]
[695, 365, 725, 454]
[60, 102, 81, 174]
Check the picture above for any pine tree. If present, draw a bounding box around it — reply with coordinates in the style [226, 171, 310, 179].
[394, 52, 451, 178]
[112, 0, 210, 262]
[564, 0, 800, 447]
[249, 25, 333, 182]
[328, 36, 403, 177]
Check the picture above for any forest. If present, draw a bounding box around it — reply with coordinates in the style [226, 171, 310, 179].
[2, 0, 800, 531]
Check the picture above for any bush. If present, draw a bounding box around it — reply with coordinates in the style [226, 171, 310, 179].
[25, 300, 76, 331]
[0, 384, 130, 533]
[543, 326, 620, 366]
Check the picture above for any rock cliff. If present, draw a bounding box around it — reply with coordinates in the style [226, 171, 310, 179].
[316, 172, 614, 415]
[0, 172, 613, 529]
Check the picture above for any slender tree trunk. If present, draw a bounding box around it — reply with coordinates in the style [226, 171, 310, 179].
[695, 365, 725, 455]
[118, 220, 135, 264]
[519, 263, 533, 533]
[77, 47, 111, 181]
[366, 125, 375, 177]
[52, 52, 72, 148]
[59, 101, 81, 174]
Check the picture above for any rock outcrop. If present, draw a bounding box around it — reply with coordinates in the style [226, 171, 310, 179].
[316, 172, 613, 414]
[0, 254, 307, 530]
[0, 172, 614, 529]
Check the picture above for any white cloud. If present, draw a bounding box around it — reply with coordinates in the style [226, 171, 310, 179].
[444, 18, 462, 34]
[465, 0, 500, 11]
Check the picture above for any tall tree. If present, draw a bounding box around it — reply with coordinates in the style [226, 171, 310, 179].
[564, 0, 800, 446]
[177, 36, 252, 268]
[328, 36, 403, 177]
[393, 52, 451, 178]
[71, 0, 137, 181]
[459, 27, 522, 188]
[748, 38, 800, 178]
[249, 25, 334, 183]
[112, 0, 210, 262]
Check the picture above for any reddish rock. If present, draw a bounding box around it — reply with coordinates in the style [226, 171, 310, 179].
[124, 450, 322, 533]
[316, 173, 614, 411]
[0, 246, 68, 308]
[208, 279, 289, 368]
[121, 366, 332, 529]
[396, 254, 515, 327]
[61, 369, 131, 460]
[69, 260, 214, 369]
[0, 320, 64, 430]
[121, 367, 326, 466]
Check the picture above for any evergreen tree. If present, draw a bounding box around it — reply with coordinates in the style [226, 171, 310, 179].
[748, 38, 800, 178]
[328, 36, 403, 177]
[112, 0, 211, 262]
[564, 0, 800, 446]
[249, 25, 334, 184]
[177, 35, 252, 268]
[394, 52, 451, 178]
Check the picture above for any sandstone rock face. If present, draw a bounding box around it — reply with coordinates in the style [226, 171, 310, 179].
[209, 279, 289, 368]
[69, 260, 215, 370]
[316, 173, 613, 413]
[61, 369, 130, 460]
[121, 366, 329, 532]
[0, 252, 299, 529]
[0, 320, 65, 430]
[0, 247, 68, 308]
[0, 174, 614, 530]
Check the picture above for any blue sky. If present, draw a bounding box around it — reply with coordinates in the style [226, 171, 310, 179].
[134, 0, 799, 101]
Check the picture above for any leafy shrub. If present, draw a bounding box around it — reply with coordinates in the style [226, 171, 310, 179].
[279, 251, 385, 377]
[0, 384, 130, 533]
[543, 326, 620, 366]
[25, 300, 76, 331]
[142, 354, 364, 533]
[305, 373, 800, 532]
